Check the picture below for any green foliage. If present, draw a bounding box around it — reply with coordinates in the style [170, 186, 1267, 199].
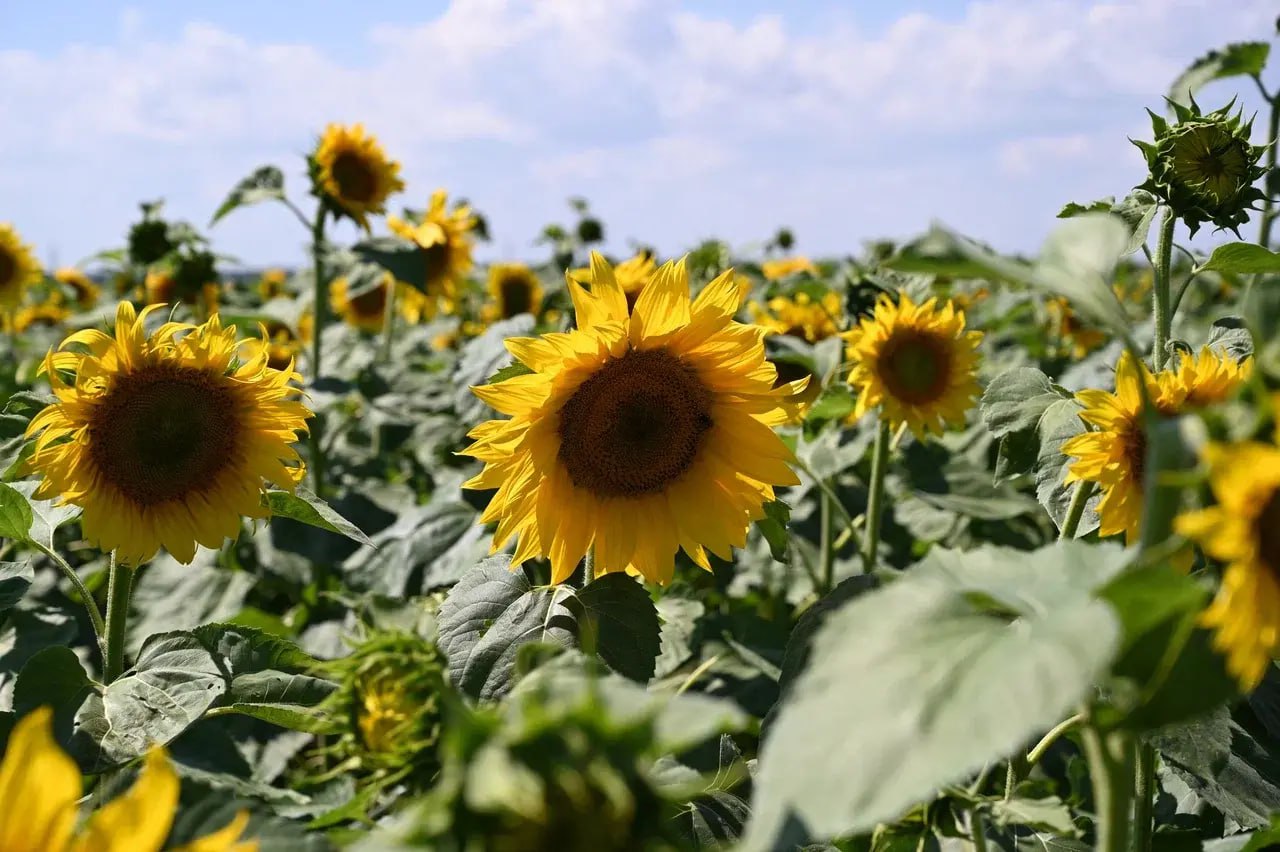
[211, 165, 287, 225]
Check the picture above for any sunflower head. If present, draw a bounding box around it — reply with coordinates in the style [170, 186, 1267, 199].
[1133, 97, 1268, 236]
[25, 302, 310, 565]
[844, 293, 983, 437]
[12, 302, 70, 333]
[750, 290, 842, 343]
[1177, 442, 1280, 689]
[310, 123, 405, 230]
[244, 319, 306, 372]
[387, 190, 477, 297]
[258, 267, 289, 301]
[1046, 296, 1107, 359]
[461, 251, 803, 585]
[53, 267, 100, 310]
[0, 223, 43, 309]
[569, 251, 657, 312]
[761, 256, 818, 282]
[484, 263, 545, 322]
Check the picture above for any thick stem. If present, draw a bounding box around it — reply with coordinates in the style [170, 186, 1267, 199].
[33, 541, 107, 664]
[379, 280, 399, 362]
[818, 483, 834, 595]
[1258, 81, 1279, 249]
[309, 205, 329, 497]
[1138, 416, 1185, 552]
[969, 808, 990, 852]
[1081, 723, 1135, 852]
[861, 420, 892, 572]
[1151, 209, 1176, 371]
[103, 555, 134, 683]
[1059, 481, 1095, 541]
[1134, 743, 1156, 852]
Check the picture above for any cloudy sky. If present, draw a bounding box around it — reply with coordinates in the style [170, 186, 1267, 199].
[1, 0, 1276, 269]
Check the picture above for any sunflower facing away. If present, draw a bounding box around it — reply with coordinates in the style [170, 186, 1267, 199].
[750, 291, 843, 343]
[387, 190, 477, 303]
[26, 302, 310, 566]
[481, 263, 544, 323]
[1061, 347, 1250, 544]
[461, 252, 804, 585]
[1176, 442, 1280, 689]
[0, 223, 43, 309]
[0, 707, 257, 852]
[54, 267, 100, 309]
[570, 251, 657, 311]
[312, 123, 405, 230]
[844, 293, 983, 437]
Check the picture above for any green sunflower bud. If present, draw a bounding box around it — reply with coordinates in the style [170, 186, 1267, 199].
[1132, 96, 1268, 237]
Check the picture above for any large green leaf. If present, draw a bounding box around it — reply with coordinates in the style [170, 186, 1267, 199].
[981, 368, 1070, 438]
[745, 542, 1126, 848]
[1034, 398, 1099, 536]
[13, 646, 93, 719]
[264, 487, 373, 547]
[0, 561, 32, 615]
[0, 482, 33, 542]
[7, 480, 80, 549]
[353, 236, 429, 291]
[126, 555, 255, 655]
[343, 499, 489, 595]
[1196, 244, 1280, 276]
[437, 557, 661, 700]
[1167, 43, 1271, 106]
[209, 165, 287, 225]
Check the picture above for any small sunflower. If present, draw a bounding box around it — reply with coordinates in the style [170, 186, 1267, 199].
[387, 190, 477, 301]
[1176, 442, 1280, 689]
[0, 223, 43, 309]
[570, 251, 657, 311]
[481, 263, 544, 322]
[258, 268, 289, 301]
[54, 267, 100, 309]
[461, 252, 804, 585]
[332, 274, 427, 332]
[0, 707, 257, 852]
[26, 302, 310, 565]
[244, 318, 310, 372]
[311, 123, 405, 229]
[761, 256, 817, 282]
[844, 293, 983, 437]
[1046, 296, 1107, 358]
[750, 291, 842, 343]
[143, 270, 219, 315]
[12, 301, 70, 333]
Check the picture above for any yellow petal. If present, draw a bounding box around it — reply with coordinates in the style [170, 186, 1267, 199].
[0, 707, 81, 852]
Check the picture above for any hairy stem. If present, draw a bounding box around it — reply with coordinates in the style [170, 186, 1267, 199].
[103, 554, 134, 683]
[1059, 481, 1095, 541]
[1151, 208, 1176, 371]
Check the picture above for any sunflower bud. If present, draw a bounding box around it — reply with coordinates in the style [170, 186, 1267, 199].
[1133, 96, 1268, 236]
[127, 218, 174, 266]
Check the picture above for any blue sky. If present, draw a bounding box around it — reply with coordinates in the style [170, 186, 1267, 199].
[1, 0, 1276, 270]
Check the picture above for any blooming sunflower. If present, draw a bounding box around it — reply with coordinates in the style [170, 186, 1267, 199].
[0, 707, 257, 852]
[461, 252, 804, 585]
[244, 318, 310, 372]
[844, 293, 983, 437]
[1046, 296, 1107, 359]
[0, 223, 43, 309]
[258, 268, 289, 301]
[1176, 442, 1280, 689]
[1061, 348, 1250, 544]
[312, 123, 405, 230]
[761, 256, 817, 282]
[54, 267, 100, 309]
[750, 291, 842, 343]
[387, 190, 477, 302]
[481, 263, 544, 323]
[12, 301, 71, 333]
[331, 274, 427, 332]
[25, 302, 310, 565]
[570, 251, 657, 311]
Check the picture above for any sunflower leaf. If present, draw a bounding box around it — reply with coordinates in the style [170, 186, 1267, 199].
[1195, 243, 1280, 276]
[486, 361, 535, 384]
[265, 487, 374, 548]
[353, 236, 428, 291]
[0, 561, 32, 615]
[210, 165, 287, 225]
[756, 500, 792, 563]
[0, 482, 33, 542]
[1167, 42, 1271, 107]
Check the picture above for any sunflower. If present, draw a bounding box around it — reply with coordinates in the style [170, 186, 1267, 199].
[244, 318, 310, 372]
[1046, 296, 1107, 359]
[570, 251, 657, 311]
[481, 263, 544, 323]
[25, 302, 310, 566]
[844, 293, 982, 437]
[761, 256, 817, 282]
[750, 291, 842, 343]
[0, 223, 43, 309]
[1176, 442, 1280, 689]
[312, 123, 405, 229]
[12, 301, 71, 333]
[54, 267, 100, 309]
[0, 707, 257, 852]
[258, 268, 289, 301]
[331, 274, 428, 332]
[1061, 347, 1249, 544]
[461, 252, 804, 585]
[387, 190, 477, 302]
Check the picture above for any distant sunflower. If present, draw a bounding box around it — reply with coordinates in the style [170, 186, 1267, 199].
[26, 302, 310, 565]
[761, 256, 817, 282]
[258, 268, 289, 301]
[462, 252, 804, 585]
[482, 263, 544, 322]
[1176, 442, 1280, 689]
[570, 251, 657, 311]
[332, 274, 428, 332]
[1046, 296, 1107, 359]
[12, 301, 70, 333]
[387, 190, 477, 301]
[1062, 347, 1249, 544]
[244, 318, 310, 372]
[54, 267, 100, 309]
[750, 291, 842, 343]
[844, 293, 982, 437]
[0, 223, 42, 309]
[312, 123, 405, 229]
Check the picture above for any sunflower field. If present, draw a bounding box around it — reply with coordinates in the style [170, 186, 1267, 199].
[4, 24, 1280, 852]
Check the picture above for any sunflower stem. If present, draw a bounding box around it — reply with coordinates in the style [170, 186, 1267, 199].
[1081, 720, 1135, 852]
[862, 420, 892, 572]
[1257, 78, 1279, 249]
[1151, 208, 1176, 371]
[103, 554, 134, 683]
[968, 806, 990, 852]
[34, 541, 107, 663]
[1059, 480, 1094, 541]
[380, 280, 398, 362]
[1134, 742, 1157, 852]
[818, 482, 834, 595]
[309, 203, 329, 498]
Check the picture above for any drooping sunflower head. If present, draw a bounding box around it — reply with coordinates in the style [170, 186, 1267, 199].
[484, 263, 544, 322]
[0, 223, 43, 309]
[761, 256, 818, 282]
[750, 290, 843, 343]
[1134, 97, 1268, 236]
[25, 302, 311, 566]
[311, 123, 405, 230]
[54, 267, 100, 309]
[387, 190, 477, 297]
[1046, 296, 1107, 359]
[1177, 442, 1280, 689]
[258, 268, 289, 301]
[844, 293, 983, 438]
[461, 251, 804, 585]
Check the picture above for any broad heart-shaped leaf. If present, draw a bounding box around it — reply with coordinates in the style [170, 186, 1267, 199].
[437, 557, 661, 700]
[1168, 42, 1271, 106]
[0, 481, 33, 541]
[14, 646, 92, 725]
[353, 236, 431, 292]
[264, 487, 374, 548]
[209, 165, 286, 225]
[981, 367, 1069, 438]
[744, 542, 1126, 849]
[343, 499, 489, 595]
[71, 631, 227, 771]
[1196, 243, 1280, 276]
[1035, 398, 1100, 537]
[0, 561, 33, 614]
[1208, 316, 1254, 361]
[126, 554, 255, 656]
[7, 480, 80, 549]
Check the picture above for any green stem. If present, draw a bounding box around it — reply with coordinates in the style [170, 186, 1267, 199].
[862, 420, 892, 572]
[1004, 753, 1029, 801]
[1081, 723, 1135, 852]
[33, 541, 107, 664]
[1151, 208, 1176, 370]
[1059, 481, 1094, 541]
[1138, 416, 1185, 552]
[1134, 743, 1156, 852]
[309, 204, 329, 498]
[818, 482, 834, 595]
[103, 554, 134, 683]
[1257, 78, 1279, 249]
[380, 280, 398, 362]
[969, 807, 990, 852]
[792, 456, 862, 555]
[1027, 713, 1084, 766]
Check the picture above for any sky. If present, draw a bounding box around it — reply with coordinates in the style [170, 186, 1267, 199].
[1, 0, 1277, 270]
